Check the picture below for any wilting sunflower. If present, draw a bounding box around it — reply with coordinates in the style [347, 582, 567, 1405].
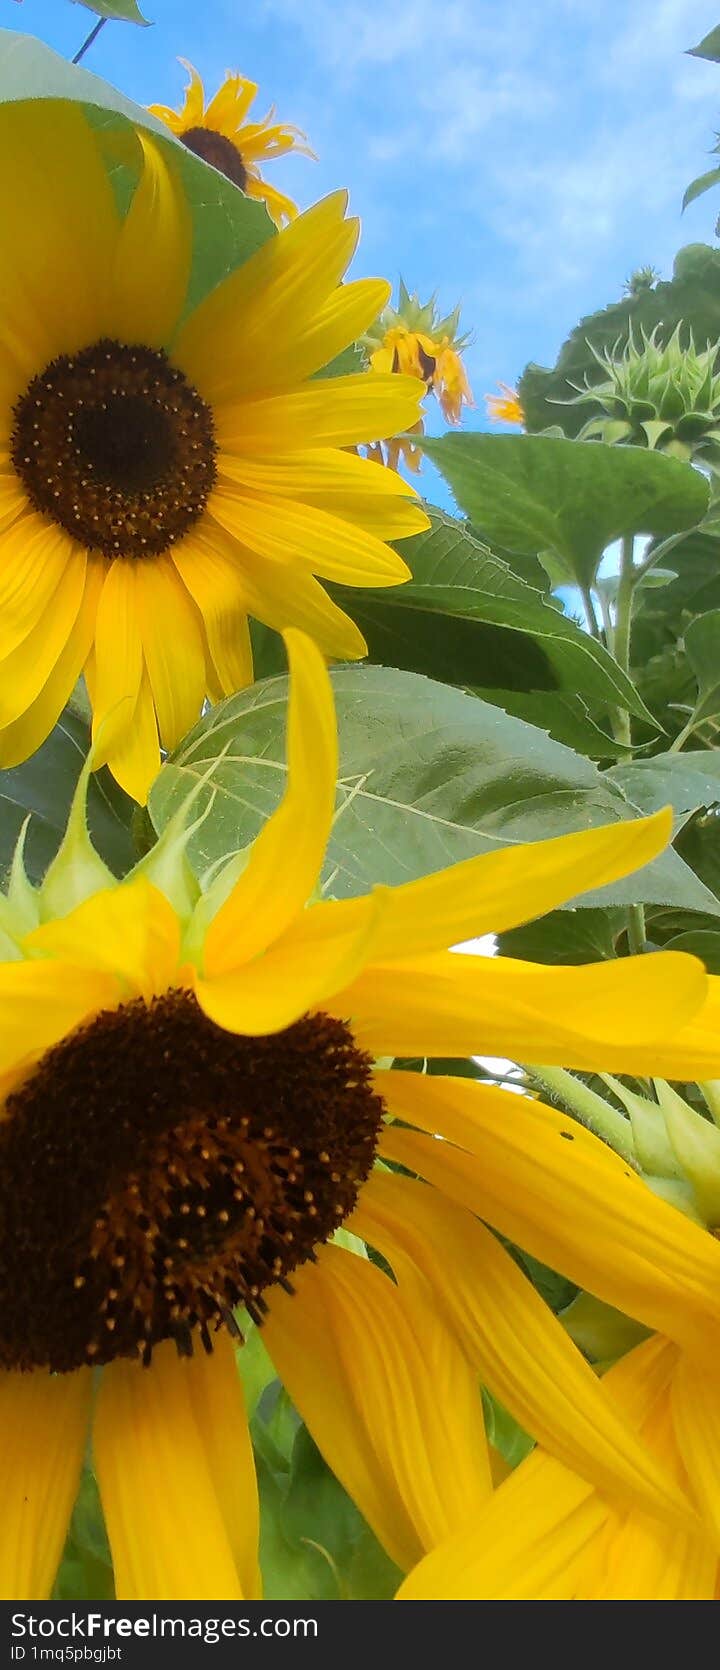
[362, 283, 473, 470]
[148, 60, 315, 224]
[485, 381, 525, 425]
[3, 630, 720, 1600]
[398, 1336, 718, 1600]
[0, 102, 426, 801]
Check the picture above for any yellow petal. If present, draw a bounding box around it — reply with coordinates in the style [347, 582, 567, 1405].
[178, 1332, 261, 1599]
[91, 561, 143, 755]
[0, 960, 120, 1078]
[174, 193, 357, 402]
[0, 546, 86, 725]
[196, 891, 380, 1037]
[27, 878, 181, 999]
[397, 1450, 606, 1600]
[210, 277, 390, 395]
[103, 667, 161, 805]
[263, 1244, 492, 1573]
[0, 558, 104, 769]
[0, 101, 118, 372]
[94, 1341, 253, 1600]
[378, 1072, 720, 1352]
[111, 133, 190, 347]
[134, 557, 206, 750]
[0, 515, 75, 662]
[672, 1353, 720, 1546]
[352, 1170, 696, 1526]
[238, 546, 368, 659]
[214, 373, 425, 452]
[341, 808, 675, 961]
[338, 946, 710, 1073]
[0, 1367, 92, 1601]
[204, 630, 336, 974]
[209, 488, 415, 585]
[170, 521, 254, 692]
[217, 443, 420, 501]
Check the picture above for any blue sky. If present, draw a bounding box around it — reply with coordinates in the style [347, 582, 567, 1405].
[13, 0, 720, 431]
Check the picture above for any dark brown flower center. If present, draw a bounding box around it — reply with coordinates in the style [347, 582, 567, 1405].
[11, 339, 217, 559]
[180, 126, 248, 190]
[0, 991, 384, 1373]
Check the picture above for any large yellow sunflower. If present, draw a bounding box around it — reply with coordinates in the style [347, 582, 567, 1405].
[148, 61, 315, 226]
[0, 102, 426, 802]
[3, 629, 720, 1600]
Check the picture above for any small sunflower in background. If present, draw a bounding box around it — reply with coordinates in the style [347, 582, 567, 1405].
[485, 381, 525, 425]
[0, 103, 427, 803]
[2, 631, 720, 1600]
[362, 281, 474, 470]
[148, 59, 315, 224]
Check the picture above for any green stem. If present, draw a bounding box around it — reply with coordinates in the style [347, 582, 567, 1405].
[579, 583, 600, 639]
[668, 712, 699, 753]
[633, 529, 687, 582]
[526, 1066, 636, 1163]
[72, 16, 107, 64]
[611, 534, 649, 950]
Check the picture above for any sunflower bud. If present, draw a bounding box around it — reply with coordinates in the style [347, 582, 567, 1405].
[562, 324, 720, 463]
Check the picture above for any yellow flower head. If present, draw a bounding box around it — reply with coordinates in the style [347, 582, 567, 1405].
[363, 283, 474, 468]
[1, 630, 720, 1600]
[485, 381, 525, 426]
[149, 60, 315, 225]
[0, 103, 427, 802]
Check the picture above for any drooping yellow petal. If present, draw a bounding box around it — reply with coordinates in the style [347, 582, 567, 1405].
[27, 878, 181, 1000]
[334, 808, 674, 961]
[238, 546, 368, 660]
[176, 1332, 261, 1600]
[204, 630, 336, 974]
[339, 946, 710, 1073]
[209, 489, 416, 585]
[173, 193, 358, 402]
[0, 1367, 92, 1601]
[672, 1353, 720, 1546]
[111, 133, 191, 348]
[397, 1449, 606, 1600]
[0, 101, 118, 374]
[196, 892, 380, 1037]
[0, 546, 86, 725]
[352, 1171, 696, 1525]
[378, 1072, 720, 1352]
[104, 667, 161, 806]
[134, 557, 206, 750]
[397, 1336, 683, 1601]
[263, 1244, 492, 1573]
[214, 373, 424, 452]
[0, 515, 75, 662]
[0, 558, 104, 769]
[0, 960, 120, 1078]
[94, 1342, 251, 1600]
[91, 560, 143, 756]
[170, 521, 255, 692]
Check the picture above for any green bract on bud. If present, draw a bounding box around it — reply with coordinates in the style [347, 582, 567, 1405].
[558, 323, 720, 464]
[361, 277, 472, 359]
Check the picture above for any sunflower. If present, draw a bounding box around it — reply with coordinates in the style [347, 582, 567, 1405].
[362, 285, 474, 469]
[149, 60, 315, 224]
[484, 381, 525, 425]
[3, 629, 720, 1600]
[0, 102, 426, 802]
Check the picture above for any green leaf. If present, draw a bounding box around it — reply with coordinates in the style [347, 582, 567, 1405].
[498, 907, 624, 965]
[53, 1465, 114, 1602]
[683, 166, 720, 211]
[419, 434, 708, 589]
[662, 928, 720, 974]
[519, 244, 720, 437]
[605, 750, 720, 818]
[688, 25, 720, 61]
[482, 1390, 534, 1470]
[0, 31, 274, 314]
[474, 689, 631, 759]
[72, 0, 149, 23]
[321, 511, 655, 725]
[148, 666, 719, 915]
[0, 709, 135, 885]
[684, 609, 720, 722]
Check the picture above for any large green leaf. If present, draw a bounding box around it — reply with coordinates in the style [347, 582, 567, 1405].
[605, 750, 720, 818]
[0, 31, 274, 312]
[0, 710, 135, 884]
[419, 434, 708, 589]
[147, 666, 719, 915]
[474, 690, 630, 759]
[321, 511, 655, 724]
[688, 25, 720, 61]
[519, 245, 720, 436]
[72, 0, 149, 23]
